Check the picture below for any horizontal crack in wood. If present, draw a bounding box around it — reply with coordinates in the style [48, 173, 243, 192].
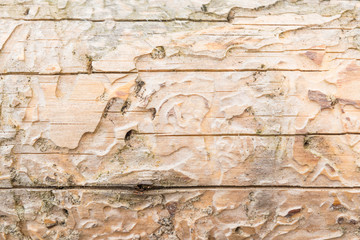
[135, 132, 360, 137]
[4, 185, 360, 191]
[0, 69, 328, 76]
[0, 17, 228, 23]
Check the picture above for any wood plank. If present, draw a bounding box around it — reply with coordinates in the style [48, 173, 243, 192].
[0, 188, 360, 239]
[0, 0, 357, 21]
[6, 134, 360, 187]
[3, 68, 360, 187]
[0, 17, 359, 73]
[0, 0, 224, 21]
[3, 69, 360, 144]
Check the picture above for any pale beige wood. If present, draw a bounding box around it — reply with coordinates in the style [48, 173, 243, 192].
[0, 0, 357, 21]
[0, 14, 359, 74]
[0, 0, 221, 21]
[5, 134, 360, 187]
[0, 188, 360, 239]
[2, 0, 360, 238]
[1, 74, 136, 148]
[3, 69, 360, 145]
[2, 70, 360, 187]
[134, 70, 360, 135]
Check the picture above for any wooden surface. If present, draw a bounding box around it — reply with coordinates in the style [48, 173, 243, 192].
[0, 188, 360, 239]
[2, 0, 360, 239]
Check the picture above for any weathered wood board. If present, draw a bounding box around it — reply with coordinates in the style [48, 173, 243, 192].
[0, 0, 356, 21]
[4, 71, 360, 138]
[2, 0, 360, 238]
[1, 189, 360, 239]
[0, 20, 359, 74]
[0, 22, 337, 72]
[2, 72, 360, 187]
[5, 133, 360, 187]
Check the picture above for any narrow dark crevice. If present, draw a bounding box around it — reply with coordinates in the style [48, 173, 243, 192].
[3, 184, 360, 191]
[136, 69, 326, 73]
[0, 17, 228, 23]
[0, 68, 327, 76]
[134, 132, 360, 137]
[0, 71, 137, 76]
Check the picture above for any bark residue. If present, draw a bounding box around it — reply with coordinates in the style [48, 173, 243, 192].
[308, 90, 360, 110]
[134, 77, 145, 96]
[121, 99, 131, 114]
[149, 107, 157, 119]
[85, 54, 93, 74]
[308, 90, 337, 109]
[304, 51, 324, 65]
[151, 46, 166, 59]
[103, 98, 117, 118]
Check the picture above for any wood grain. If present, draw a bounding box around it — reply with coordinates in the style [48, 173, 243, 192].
[4, 134, 360, 187]
[0, 1, 359, 74]
[2, 70, 360, 142]
[0, 188, 360, 239]
[1, 0, 360, 238]
[1, 70, 360, 187]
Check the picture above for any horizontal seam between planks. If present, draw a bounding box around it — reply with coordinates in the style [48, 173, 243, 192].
[0, 69, 327, 75]
[0, 17, 228, 22]
[0, 18, 358, 30]
[135, 132, 360, 137]
[3, 185, 360, 192]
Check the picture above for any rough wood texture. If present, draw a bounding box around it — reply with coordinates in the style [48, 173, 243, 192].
[2, 0, 360, 238]
[1, 189, 360, 239]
